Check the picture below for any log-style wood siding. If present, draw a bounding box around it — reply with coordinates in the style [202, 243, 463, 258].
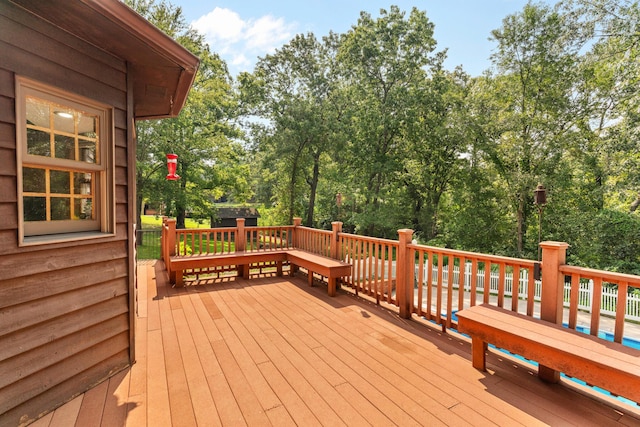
[0, 2, 132, 424]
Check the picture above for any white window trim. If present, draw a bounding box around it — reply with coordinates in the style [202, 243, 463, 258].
[16, 76, 116, 246]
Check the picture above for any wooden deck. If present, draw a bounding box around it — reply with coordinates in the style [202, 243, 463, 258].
[31, 261, 640, 427]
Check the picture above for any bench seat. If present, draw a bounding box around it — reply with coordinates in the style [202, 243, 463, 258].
[170, 251, 288, 286]
[168, 249, 352, 296]
[286, 249, 352, 296]
[457, 304, 640, 404]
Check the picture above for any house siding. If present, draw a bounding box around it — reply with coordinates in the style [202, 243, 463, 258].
[0, 3, 133, 425]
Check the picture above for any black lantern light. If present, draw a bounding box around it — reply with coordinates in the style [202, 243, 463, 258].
[534, 184, 547, 207]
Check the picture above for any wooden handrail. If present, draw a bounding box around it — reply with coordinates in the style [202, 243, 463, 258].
[159, 217, 640, 353]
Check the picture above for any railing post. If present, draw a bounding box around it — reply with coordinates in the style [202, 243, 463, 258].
[330, 221, 342, 260]
[166, 219, 176, 257]
[165, 218, 177, 283]
[397, 228, 414, 319]
[292, 217, 302, 249]
[539, 240, 569, 383]
[235, 218, 246, 252]
[236, 218, 247, 278]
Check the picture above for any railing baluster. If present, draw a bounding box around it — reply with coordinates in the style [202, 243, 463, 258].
[614, 282, 627, 343]
[483, 262, 491, 304]
[591, 277, 603, 336]
[526, 265, 535, 316]
[498, 262, 505, 308]
[470, 259, 478, 308]
[459, 257, 466, 313]
[426, 251, 433, 320]
[436, 254, 443, 325]
[511, 265, 519, 312]
[417, 250, 424, 316]
[446, 257, 454, 329]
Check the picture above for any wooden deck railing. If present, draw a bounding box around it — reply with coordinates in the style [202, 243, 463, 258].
[160, 217, 640, 347]
[409, 241, 539, 330]
[559, 264, 640, 344]
[339, 233, 399, 305]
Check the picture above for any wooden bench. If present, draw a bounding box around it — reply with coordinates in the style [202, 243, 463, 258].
[286, 249, 352, 297]
[169, 250, 288, 286]
[167, 249, 352, 296]
[456, 304, 640, 404]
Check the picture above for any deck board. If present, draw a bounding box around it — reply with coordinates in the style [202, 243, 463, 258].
[37, 261, 640, 427]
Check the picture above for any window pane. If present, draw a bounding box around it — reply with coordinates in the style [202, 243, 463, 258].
[75, 198, 94, 220]
[50, 170, 71, 194]
[23, 167, 46, 193]
[78, 114, 96, 135]
[24, 196, 46, 221]
[51, 197, 71, 220]
[53, 110, 75, 133]
[73, 172, 92, 194]
[54, 134, 75, 160]
[26, 98, 49, 127]
[78, 139, 96, 163]
[27, 129, 51, 156]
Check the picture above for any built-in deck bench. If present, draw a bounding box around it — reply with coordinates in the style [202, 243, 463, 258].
[286, 249, 353, 297]
[169, 250, 289, 286]
[167, 249, 352, 296]
[456, 304, 640, 404]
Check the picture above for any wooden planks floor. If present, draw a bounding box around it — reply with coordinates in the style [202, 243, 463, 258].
[31, 261, 640, 427]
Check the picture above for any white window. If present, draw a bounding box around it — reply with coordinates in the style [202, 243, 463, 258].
[16, 77, 114, 245]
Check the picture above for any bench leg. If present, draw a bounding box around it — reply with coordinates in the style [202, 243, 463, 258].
[175, 271, 184, 287]
[242, 265, 249, 279]
[308, 271, 314, 287]
[328, 277, 337, 297]
[471, 337, 487, 371]
[538, 365, 560, 383]
[277, 261, 283, 276]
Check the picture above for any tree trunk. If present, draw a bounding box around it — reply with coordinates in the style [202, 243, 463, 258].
[305, 152, 320, 227]
[288, 158, 298, 225]
[630, 193, 640, 212]
[516, 193, 525, 256]
[176, 209, 186, 229]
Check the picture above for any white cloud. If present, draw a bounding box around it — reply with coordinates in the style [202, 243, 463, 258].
[192, 8, 245, 43]
[244, 15, 294, 52]
[191, 7, 298, 75]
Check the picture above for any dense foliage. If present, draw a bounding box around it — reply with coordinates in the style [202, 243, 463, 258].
[132, 0, 640, 273]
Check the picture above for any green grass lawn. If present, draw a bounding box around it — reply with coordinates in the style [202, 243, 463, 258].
[140, 215, 209, 230]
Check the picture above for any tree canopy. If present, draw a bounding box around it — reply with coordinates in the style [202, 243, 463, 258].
[135, 0, 640, 273]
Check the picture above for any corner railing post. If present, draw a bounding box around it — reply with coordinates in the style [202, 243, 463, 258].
[539, 240, 569, 383]
[330, 221, 342, 260]
[292, 217, 302, 249]
[165, 218, 177, 283]
[166, 218, 176, 257]
[397, 228, 414, 319]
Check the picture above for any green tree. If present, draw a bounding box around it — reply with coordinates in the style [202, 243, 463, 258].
[240, 32, 346, 226]
[128, 0, 249, 229]
[475, 3, 582, 257]
[400, 67, 471, 240]
[338, 6, 441, 237]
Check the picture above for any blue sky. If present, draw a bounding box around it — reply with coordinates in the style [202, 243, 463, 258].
[174, 0, 556, 77]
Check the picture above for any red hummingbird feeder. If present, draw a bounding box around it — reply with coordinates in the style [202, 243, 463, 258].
[166, 153, 180, 180]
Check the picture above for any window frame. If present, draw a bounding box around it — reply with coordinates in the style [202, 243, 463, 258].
[16, 77, 115, 246]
